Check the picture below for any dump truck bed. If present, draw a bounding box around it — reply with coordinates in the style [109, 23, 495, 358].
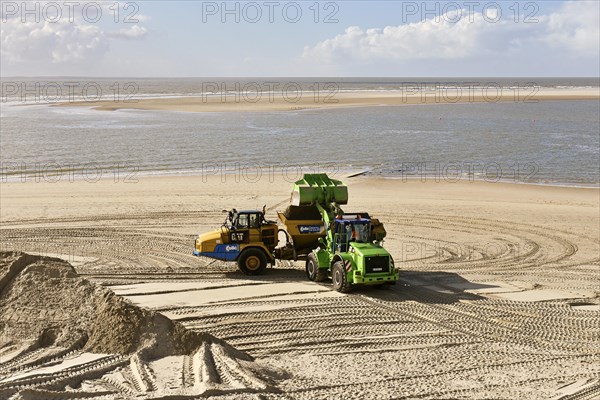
[277, 206, 325, 252]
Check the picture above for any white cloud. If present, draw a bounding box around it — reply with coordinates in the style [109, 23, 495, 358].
[543, 1, 600, 54]
[134, 14, 152, 22]
[303, 14, 494, 62]
[0, 0, 149, 75]
[106, 25, 148, 40]
[1, 19, 108, 65]
[303, 1, 599, 70]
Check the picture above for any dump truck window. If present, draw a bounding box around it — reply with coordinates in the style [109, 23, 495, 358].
[236, 214, 249, 229]
[249, 214, 259, 228]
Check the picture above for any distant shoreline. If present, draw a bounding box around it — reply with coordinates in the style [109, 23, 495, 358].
[2, 168, 599, 190]
[51, 88, 600, 113]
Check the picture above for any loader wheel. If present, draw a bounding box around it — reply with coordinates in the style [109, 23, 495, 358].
[306, 253, 327, 282]
[332, 261, 351, 293]
[238, 248, 267, 275]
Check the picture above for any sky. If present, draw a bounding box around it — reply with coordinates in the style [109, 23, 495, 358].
[1, 0, 599, 77]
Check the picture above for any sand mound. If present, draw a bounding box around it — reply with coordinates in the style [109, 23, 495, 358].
[0, 252, 272, 398]
[84, 279, 249, 360]
[0, 251, 245, 358]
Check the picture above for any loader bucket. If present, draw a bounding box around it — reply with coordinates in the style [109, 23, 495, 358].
[290, 174, 348, 206]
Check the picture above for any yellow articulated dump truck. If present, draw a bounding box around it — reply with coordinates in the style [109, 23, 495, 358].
[194, 174, 398, 292]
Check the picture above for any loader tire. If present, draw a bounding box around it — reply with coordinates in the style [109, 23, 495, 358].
[332, 261, 352, 293]
[238, 248, 267, 275]
[306, 253, 327, 282]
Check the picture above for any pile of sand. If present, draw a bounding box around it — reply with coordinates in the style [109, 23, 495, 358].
[0, 252, 270, 398]
[0, 251, 245, 358]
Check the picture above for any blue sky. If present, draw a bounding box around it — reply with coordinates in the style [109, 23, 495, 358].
[1, 1, 598, 76]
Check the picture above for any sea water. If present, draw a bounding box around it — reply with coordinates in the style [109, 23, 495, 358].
[1, 78, 598, 186]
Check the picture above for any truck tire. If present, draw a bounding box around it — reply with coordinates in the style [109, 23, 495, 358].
[332, 261, 352, 293]
[238, 248, 268, 275]
[306, 253, 327, 282]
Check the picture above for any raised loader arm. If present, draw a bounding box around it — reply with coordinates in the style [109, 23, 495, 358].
[290, 174, 349, 249]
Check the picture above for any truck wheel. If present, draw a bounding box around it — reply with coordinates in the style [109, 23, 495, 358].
[238, 248, 267, 275]
[332, 261, 351, 293]
[306, 253, 327, 282]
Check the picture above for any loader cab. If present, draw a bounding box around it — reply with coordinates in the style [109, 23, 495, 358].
[333, 215, 371, 253]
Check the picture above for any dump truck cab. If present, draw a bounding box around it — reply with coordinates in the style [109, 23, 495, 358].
[194, 209, 277, 275]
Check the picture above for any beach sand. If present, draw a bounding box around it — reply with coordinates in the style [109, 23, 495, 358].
[1, 174, 599, 398]
[55, 88, 600, 113]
